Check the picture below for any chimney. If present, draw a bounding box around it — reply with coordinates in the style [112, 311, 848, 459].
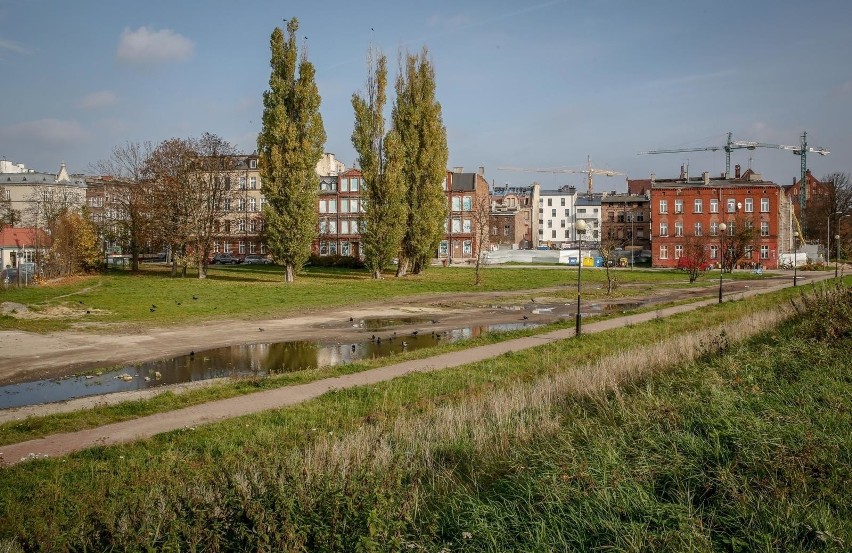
[702, 171, 709, 185]
[453, 166, 463, 173]
[650, 172, 656, 184]
[679, 164, 686, 179]
[735, 164, 741, 179]
[478, 166, 485, 176]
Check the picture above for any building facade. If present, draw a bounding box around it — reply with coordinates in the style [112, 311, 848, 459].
[1, 162, 87, 228]
[600, 193, 651, 253]
[650, 171, 791, 269]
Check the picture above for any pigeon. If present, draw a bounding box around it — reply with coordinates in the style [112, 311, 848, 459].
[349, 317, 354, 322]
[522, 315, 529, 320]
[259, 327, 265, 332]
[192, 295, 198, 300]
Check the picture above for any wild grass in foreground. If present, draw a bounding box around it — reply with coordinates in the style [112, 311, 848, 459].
[0, 282, 848, 551]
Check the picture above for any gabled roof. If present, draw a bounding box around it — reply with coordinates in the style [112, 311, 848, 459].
[0, 227, 51, 248]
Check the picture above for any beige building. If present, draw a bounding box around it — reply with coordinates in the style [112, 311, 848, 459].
[1, 161, 87, 227]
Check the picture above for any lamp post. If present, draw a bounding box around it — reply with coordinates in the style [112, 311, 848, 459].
[575, 219, 587, 336]
[836, 234, 841, 278]
[793, 231, 799, 286]
[718, 222, 727, 303]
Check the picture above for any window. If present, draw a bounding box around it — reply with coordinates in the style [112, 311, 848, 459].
[547, 220, 552, 228]
[239, 176, 246, 189]
[674, 244, 684, 259]
[249, 159, 257, 169]
[237, 198, 246, 211]
[340, 178, 349, 192]
[564, 209, 570, 217]
[504, 224, 511, 236]
[551, 230, 556, 238]
[320, 241, 328, 255]
[239, 241, 245, 254]
[578, 208, 587, 214]
[674, 199, 683, 213]
[710, 245, 718, 259]
[250, 177, 257, 189]
[726, 198, 736, 213]
[744, 198, 754, 212]
[462, 196, 472, 211]
[760, 198, 770, 212]
[250, 243, 257, 254]
[463, 240, 472, 255]
[710, 198, 719, 213]
[319, 200, 327, 214]
[727, 223, 735, 236]
[350, 178, 359, 192]
[745, 245, 754, 260]
[659, 222, 668, 236]
[710, 222, 718, 236]
[675, 222, 683, 237]
[760, 221, 769, 236]
[223, 198, 231, 211]
[223, 241, 231, 253]
[694, 221, 703, 236]
[341, 219, 350, 234]
[328, 199, 337, 213]
[462, 219, 471, 233]
[660, 245, 669, 259]
[551, 209, 556, 217]
[329, 220, 337, 234]
[329, 242, 338, 255]
[659, 200, 668, 214]
[238, 219, 245, 232]
[249, 197, 257, 212]
[560, 197, 565, 206]
[760, 245, 769, 259]
[564, 230, 570, 238]
[560, 219, 566, 228]
[350, 199, 359, 213]
[341, 198, 349, 212]
[439, 240, 448, 255]
[694, 199, 703, 213]
[452, 218, 462, 232]
[350, 220, 359, 234]
[341, 241, 351, 256]
[452, 197, 461, 211]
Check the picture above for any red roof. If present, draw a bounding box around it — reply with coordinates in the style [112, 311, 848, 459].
[0, 227, 51, 248]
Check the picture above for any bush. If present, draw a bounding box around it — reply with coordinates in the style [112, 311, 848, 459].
[307, 254, 365, 269]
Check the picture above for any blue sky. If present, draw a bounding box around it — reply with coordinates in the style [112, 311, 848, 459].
[1, 0, 850, 191]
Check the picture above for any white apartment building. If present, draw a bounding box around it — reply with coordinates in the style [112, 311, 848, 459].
[1, 161, 87, 227]
[538, 185, 579, 247]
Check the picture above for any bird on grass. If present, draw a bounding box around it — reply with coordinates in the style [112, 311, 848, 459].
[150, 307, 156, 313]
[522, 315, 529, 320]
[402, 341, 408, 348]
[412, 330, 419, 336]
[351, 344, 356, 350]
[259, 327, 265, 332]
[349, 317, 354, 322]
[192, 295, 198, 300]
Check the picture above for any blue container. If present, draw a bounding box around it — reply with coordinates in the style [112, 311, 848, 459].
[594, 257, 604, 267]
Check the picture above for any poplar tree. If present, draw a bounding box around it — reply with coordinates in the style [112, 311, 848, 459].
[351, 49, 406, 279]
[392, 48, 449, 276]
[257, 18, 326, 282]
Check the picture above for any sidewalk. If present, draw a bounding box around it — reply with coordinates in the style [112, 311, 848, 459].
[0, 271, 835, 467]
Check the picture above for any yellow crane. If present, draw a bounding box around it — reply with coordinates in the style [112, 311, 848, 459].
[498, 155, 623, 196]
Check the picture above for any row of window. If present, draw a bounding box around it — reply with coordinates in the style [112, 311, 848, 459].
[439, 240, 473, 255]
[450, 195, 474, 211]
[237, 176, 259, 190]
[538, 229, 601, 239]
[319, 198, 365, 214]
[215, 219, 265, 234]
[212, 241, 266, 255]
[658, 220, 771, 237]
[319, 218, 360, 235]
[659, 197, 770, 214]
[659, 244, 771, 260]
[318, 240, 355, 256]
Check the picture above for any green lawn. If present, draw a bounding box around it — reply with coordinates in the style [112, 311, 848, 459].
[0, 264, 771, 332]
[0, 281, 847, 551]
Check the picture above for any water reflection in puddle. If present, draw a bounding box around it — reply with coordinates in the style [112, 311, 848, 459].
[0, 321, 540, 409]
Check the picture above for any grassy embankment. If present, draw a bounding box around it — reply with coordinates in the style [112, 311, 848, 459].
[0, 264, 772, 332]
[0, 279, 848, 551]
[0, 268, 788, 445]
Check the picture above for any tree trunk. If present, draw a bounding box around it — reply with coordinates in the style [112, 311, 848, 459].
[396, 258, 408, 277]
[285, 263, 295, 282]
[198, 261, 207, 279]
[372, 268, 382, 279]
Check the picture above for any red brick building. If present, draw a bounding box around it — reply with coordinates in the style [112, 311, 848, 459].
[650, 171, 792, 269]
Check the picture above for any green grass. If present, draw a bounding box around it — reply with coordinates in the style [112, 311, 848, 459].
[0, 280, 806, 447]
[0, 264, 777, 333]
[1, 283, 847, 551]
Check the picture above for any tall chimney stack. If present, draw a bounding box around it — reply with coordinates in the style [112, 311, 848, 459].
[735, 164, 741, 179]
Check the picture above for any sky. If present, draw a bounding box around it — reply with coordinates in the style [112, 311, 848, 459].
[1, 0, 851, 192]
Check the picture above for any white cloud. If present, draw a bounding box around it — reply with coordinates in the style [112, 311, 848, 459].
[116, 26, 194, 65]
[79, 90, 117, 109]
[0, 37, 31, 58]
[0, 119, 90, 146]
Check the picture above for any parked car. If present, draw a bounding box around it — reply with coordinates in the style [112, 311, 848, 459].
[210, 253, 242, 265]
[2, 268, 34, 286]
[243, 254, 273, 265]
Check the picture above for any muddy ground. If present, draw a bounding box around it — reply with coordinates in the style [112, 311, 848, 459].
[0, 275, 789, 388]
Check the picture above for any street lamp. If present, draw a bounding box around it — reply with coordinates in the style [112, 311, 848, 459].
[827, 211, 842, 264]
[575, 219, 587, 336]
[835, 234, 841, 279]
[718, 222, 727, 303]
[793, 231, 799, 287]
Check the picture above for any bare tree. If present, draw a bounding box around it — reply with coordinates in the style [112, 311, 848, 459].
[92, 141, 157, 272]
[472, 195, 491, 286]
[677, 233, 711, 283]
[721, 215, 757, 273]
[597, 235, 621, 294]
[813, 172, 852, 258]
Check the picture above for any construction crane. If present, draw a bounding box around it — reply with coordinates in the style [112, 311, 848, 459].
[640, 131, 754, 179]
[498, 155, 623, 196]
[731, 131, 829, 216]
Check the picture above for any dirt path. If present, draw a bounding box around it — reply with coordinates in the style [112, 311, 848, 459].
[0, 271, 832, 466]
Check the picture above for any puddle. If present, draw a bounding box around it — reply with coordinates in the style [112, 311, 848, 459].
[0, 322, 540, 410]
